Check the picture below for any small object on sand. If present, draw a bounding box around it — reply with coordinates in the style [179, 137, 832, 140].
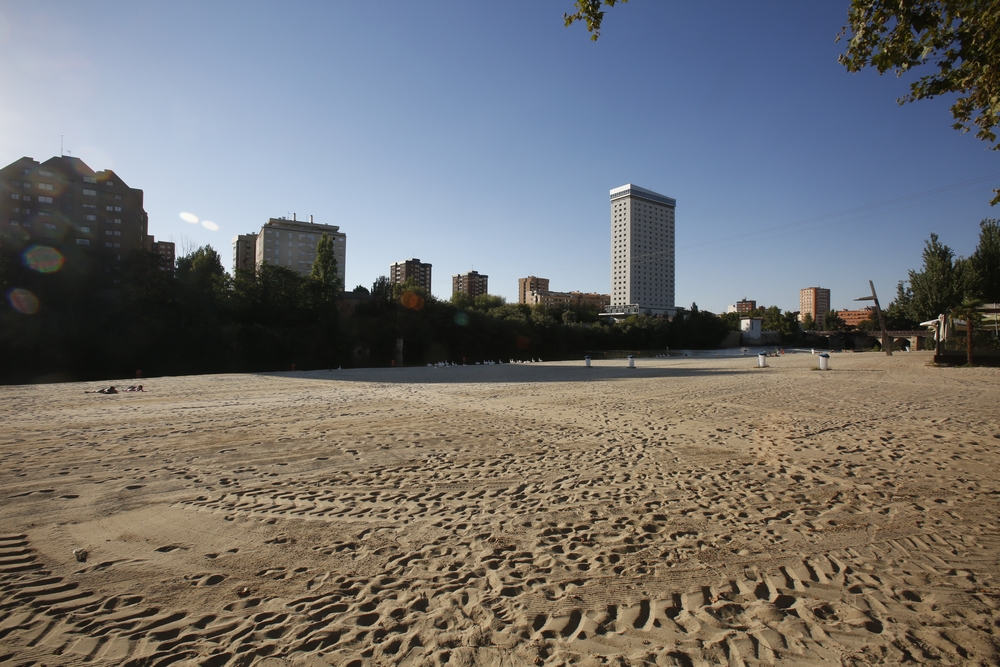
[73, 548, 88, 562]
[237, 586, 251, 597]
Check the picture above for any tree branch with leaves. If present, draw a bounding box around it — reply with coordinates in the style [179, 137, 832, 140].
[838, 0, 1000, 204]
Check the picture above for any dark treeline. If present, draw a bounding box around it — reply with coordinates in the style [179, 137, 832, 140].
[1, 244, 732, 384]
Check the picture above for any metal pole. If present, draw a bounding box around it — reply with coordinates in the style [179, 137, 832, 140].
[854, 280, 892, 356]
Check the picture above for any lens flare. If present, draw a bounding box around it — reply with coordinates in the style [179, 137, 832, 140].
[453, 312, 469, 326]
[7, 288, 39, 314]
[180, 212, 199, 223]
[201, 220, 219, 231]
[401, 291, 424, 311]
[22, 245, 64, 273]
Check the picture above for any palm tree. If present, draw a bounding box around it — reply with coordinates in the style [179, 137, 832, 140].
[951, 297, 983, 366]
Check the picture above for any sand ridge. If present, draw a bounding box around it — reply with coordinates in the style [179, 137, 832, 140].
[1, 352, 999, 665]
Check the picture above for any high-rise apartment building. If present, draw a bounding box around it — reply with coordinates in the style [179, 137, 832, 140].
[518, 276, 550, 304]
[799, 287, 831, 328]
[253, 216, 346, 283]
[0, 156, 149, 264]
[232, 233, 257, 273]
[608, 184, 676, 317]
[452, 270, 488, 299]
[390, 258, 432, 292]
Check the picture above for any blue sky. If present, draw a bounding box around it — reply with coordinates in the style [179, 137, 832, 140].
[2, 2, 996, 312]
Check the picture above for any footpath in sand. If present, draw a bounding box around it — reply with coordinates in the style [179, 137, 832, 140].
[1, 352, 999, 666]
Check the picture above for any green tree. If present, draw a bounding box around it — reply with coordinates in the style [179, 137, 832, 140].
[838, 0, 1000, 204]
[563, 0, 628, 40]
[824, 310, 847, 331]
[473, 294, 506, 311]
[310, 234, 342, 292]
[800, 312, 815, 331]
[969, 219, 1000, 302]
[952, 296, 983, 364]
[176, 245, 226, 292]
[907, 233, 967, 321]
[371, 276, 393, 308]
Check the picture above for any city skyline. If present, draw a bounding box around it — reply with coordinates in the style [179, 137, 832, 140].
[1, 3, 996, 312]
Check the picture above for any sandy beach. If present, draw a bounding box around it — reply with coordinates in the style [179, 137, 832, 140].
[2, 352, 999, 666]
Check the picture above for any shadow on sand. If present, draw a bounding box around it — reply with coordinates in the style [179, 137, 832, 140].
[265, 362, 746, 385]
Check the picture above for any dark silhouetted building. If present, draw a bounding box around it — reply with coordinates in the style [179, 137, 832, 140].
[390, 258, 432, 292]
[1, 155, 149, 266]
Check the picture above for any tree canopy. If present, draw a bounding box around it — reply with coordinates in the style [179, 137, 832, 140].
[563, 0, 627, 40]
[969, 219, 1000, 301]
[565, 1, 1000, 203]
[838, 0, 1000, 203]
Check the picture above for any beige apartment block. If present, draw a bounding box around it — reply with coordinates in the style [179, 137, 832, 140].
[254, 215, 346, 283]
[390, 258, 432, 292]
[452, 270, 488, 299]
[799, 287, 831, 328]
[609, 183, 676, 317]
[518, 276, 550, 304]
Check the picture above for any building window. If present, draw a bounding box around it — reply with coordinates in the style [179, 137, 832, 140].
[9, 193, 18, 200]
[83, 189, 96, 196]
[113, 242, 121, 248]
[83, 203, 95, 209]
[105, 230, 113, 236]
[115, 194, 122, 200]
[9, 220, 19, 226]
[85, 214, 96, 221]
[43, 223, 57, 230]
[38, 196, 53, 204]
[37, 183, 54, 191]
[114, 206, 121, 212]
[105, 242, 113, 247]
[79, 226, 91, 233]
[76, 238, 90, 245]
[83, 176, 97, 184]
[106, 181, 115, 187]
[113, 218, 121, 224]
[39, 170, 52, 177]
[114, 231, 121, 236]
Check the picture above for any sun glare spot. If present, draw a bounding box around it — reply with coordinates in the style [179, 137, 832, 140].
[180, 212, 199, 224]
[22, 245, 64, 273]
[7, 288, 39, 315]
[453, 312, 469, 326]
[201, 220, 219, 231]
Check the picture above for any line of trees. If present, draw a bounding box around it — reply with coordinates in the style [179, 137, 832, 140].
[0, 236, 733, 383]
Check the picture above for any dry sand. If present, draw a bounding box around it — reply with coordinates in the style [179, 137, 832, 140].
[2, 351, 999, 666]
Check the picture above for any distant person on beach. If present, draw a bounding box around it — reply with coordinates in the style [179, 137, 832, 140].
[125, 385, 145, 392]
[86, 386, 118, 394]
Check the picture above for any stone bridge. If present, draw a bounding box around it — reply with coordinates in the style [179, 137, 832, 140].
[813, 330, 932, 351]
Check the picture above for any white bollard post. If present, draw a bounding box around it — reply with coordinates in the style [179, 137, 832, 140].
[758, 353, 767, 368]
[811, 348, 815, 355]
[818, 353, 830, 371]
[627, 355, 635, 369]
[585, 355, 591, 368]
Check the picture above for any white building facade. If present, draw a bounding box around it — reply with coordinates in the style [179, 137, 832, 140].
[607, 184, 676, 317]
[254, 216, 346, 283]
